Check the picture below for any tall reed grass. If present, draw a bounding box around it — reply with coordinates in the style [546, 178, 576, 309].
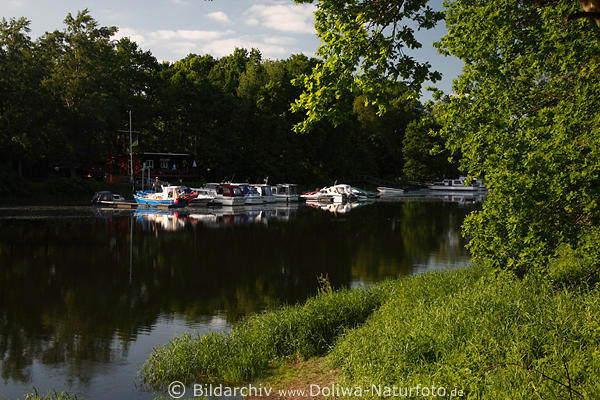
[331, 269, 600, 398]
[140, 258, 600, 398]
[139, 279, 394, 390]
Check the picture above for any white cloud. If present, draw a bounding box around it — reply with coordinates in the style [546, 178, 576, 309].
[263, 36, 296, 46]
[245, 1, 316, 34]
[168, 0, 189, 5]
[108, 3, 317, 63]
[149, 29, 230, 41]
[206, 11, 231, 24]
[7, 0, 24, 7]
[112, 28, 231, 58]
[113, 27, 147, 46]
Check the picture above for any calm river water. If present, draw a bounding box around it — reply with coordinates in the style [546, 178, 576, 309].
[0, 196, 479, 399]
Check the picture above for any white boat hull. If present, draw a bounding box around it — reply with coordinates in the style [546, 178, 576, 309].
[274, 194, 300, 202]
[214, 196, 245, 206]
[244, 196, 263, 205]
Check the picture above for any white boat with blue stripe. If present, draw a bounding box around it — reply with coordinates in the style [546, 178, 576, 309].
[134, 185, 189, 208]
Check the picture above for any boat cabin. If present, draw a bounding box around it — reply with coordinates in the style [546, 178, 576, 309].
[217, 184, 243, 197]
[273, 184, 298, 196]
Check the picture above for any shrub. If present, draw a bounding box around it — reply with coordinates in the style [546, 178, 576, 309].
[546, 227, 600, 287]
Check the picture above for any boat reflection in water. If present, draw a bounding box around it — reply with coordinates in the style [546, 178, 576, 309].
[132, 200, 387, 232]
[305, 200, 373, 214]
[128, 200, 379, 232]
[135, 209, 188, 231]
[427, 191, 486, 205]
[126, 203, 302, 232]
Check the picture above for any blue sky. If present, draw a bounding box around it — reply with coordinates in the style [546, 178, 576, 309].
[1, 0, 463, 97]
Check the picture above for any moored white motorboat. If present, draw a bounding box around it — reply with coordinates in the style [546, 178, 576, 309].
[272, 184, 300, 202]
[253, 184, 276, 203]
[320, 184, 355, 203]
[213, 184, 245, 206]
[133, 185, 189, 208]
[236, 184, 263, 205]
[91, 191, 127, 205]
[427, 177, 486, 191]
[188, 186, 216, 205]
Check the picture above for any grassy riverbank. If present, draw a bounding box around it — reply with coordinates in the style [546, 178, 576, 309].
[140, 259, 600, 399]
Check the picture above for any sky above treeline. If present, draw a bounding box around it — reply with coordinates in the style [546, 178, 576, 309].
[1, 0, 463, 97]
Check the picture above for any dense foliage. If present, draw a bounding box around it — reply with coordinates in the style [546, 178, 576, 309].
[402, 111, 458, 181]
[292, 0, 443, 132]
[291, 0, 600, 275]
[0, 9, 444, 189]
[436, 0, 600, 275]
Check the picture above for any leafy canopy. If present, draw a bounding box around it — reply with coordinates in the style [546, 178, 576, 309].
[436, 0, 600, 274]
[291, 0, 443, 132]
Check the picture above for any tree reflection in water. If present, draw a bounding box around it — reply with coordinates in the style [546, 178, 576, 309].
[0, 200, 476, 393]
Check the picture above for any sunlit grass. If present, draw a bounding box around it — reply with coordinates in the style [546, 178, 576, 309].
[139, 260, 600, 399]
[138, 277, 393, 390]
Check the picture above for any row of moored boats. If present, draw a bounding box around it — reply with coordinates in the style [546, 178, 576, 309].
[132, 183, 301, 208]
[92, 177, 487, 209]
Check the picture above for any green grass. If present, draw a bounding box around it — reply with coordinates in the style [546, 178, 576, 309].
[330, 270, 600, 399]
[138, 278, 394, 390]
[2, 389, 81, 400]
[140, 259, 600, 399]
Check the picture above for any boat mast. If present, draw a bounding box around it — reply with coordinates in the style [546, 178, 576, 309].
[117, 110, 138, 194]
[129, 111, 133, 183]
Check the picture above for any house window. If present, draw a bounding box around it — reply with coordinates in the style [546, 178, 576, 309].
[160, 159, 169, 169]
[145, 160, 154, 169]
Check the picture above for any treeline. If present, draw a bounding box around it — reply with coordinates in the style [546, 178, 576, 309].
[0, 10, 455, 187]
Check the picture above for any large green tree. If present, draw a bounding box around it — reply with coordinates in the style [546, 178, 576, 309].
[39, 10, 121, 176]
[291, 0, 600, 275]
[0, 18, 47, 177]
[436, 0, 600, 274]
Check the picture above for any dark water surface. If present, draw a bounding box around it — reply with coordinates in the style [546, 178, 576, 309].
[0, 198, 477, 399]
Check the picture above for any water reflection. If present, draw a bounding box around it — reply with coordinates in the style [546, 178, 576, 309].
[0, 200, 476, 399]
[305, 201, 372, 214]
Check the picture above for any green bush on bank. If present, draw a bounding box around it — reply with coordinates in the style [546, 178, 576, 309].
[546, 227, 600, 288]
